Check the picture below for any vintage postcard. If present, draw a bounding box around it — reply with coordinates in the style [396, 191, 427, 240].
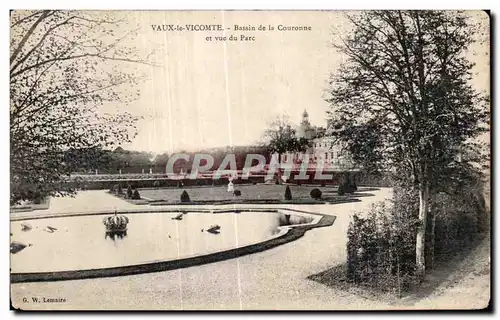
[10, 10, 490, 310]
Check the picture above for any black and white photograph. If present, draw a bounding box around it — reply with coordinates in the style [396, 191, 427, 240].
[9, 9, 491, 310]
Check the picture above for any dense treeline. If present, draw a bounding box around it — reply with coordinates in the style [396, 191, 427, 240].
[67, 145, 272, 175]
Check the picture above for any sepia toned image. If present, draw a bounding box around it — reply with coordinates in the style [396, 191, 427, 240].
[9, 10, 491, 310]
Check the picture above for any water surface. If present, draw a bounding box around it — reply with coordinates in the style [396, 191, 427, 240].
[10, 211, 298, 273]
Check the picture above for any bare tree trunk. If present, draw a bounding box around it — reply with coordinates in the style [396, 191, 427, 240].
[430, 206, 436, 270]
[428, 193, 436, 271]
[416, 182, 430, 280]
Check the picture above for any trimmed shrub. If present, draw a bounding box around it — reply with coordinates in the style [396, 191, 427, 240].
[310, 188, 322, 199]
[126, 185, 133, 199]
[132, 189, 141, 200]
[284, 185, 292, 200]
[180, 190, 190, 203]
[340, 172, 356, 194]
[233, 190, 242, 196]
[32, 191, 43, 204]
[338, 184, 345, 196]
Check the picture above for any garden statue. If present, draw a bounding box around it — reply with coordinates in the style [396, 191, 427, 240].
[227, 180, 234, 193]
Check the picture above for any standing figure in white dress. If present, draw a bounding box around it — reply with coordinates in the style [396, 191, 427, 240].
[227, 180, 234, 193]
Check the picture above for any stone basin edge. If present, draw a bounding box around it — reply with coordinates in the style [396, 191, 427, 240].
[10, 208, 336, 283]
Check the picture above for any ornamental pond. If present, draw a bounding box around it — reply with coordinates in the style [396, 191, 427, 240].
[10, 210, 316, 274]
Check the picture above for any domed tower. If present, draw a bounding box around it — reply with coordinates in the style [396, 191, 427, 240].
[301, 110, 310, 126]
[297, 109, 316, 140]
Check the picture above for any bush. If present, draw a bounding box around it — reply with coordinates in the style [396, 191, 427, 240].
[126, 185, 133, 199]
[338, 184, 345, 196]
[233, 190, 242, 196]
[339, 172, 356, 194]
[346, 194, 419, 294]
[117, 184, 123, 195]
[284, 185, 292, 200]
[352, 179, 358, 191]
[432, 186, 487, 258]
[310, 188, 322, 199]
[180, 190, 190, 202]
[344, 180, 487, 295]
[32, 191, 43, 204]
[132, 189, 141, 200]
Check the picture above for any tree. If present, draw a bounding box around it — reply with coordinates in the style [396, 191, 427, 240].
[284, 185, 292, 200]
[153, 152, 170, 171]
[262, 115, 310, 164]
[326, 11, 488, 279]
[63, 146, 113, 174]
[10, 10, 157, 203]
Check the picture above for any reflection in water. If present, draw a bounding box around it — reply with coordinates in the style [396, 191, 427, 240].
[105, 230, 128, 241]
[278, 213, 313, 226]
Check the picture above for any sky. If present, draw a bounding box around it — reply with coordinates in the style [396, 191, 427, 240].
[101, 11, 489, 154]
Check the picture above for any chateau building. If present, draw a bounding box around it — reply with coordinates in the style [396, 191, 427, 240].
[279, 110, 356, 171]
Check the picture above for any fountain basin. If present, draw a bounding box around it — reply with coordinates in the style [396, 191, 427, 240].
[10, 208, 333, 283]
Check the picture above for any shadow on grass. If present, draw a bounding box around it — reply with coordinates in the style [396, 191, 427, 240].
[307, 234, 489, 306]
[399, 235, 489, 305]
[307, 264, 402, 304]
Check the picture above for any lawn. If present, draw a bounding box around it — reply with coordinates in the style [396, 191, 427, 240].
[139, 184, 365, 203]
